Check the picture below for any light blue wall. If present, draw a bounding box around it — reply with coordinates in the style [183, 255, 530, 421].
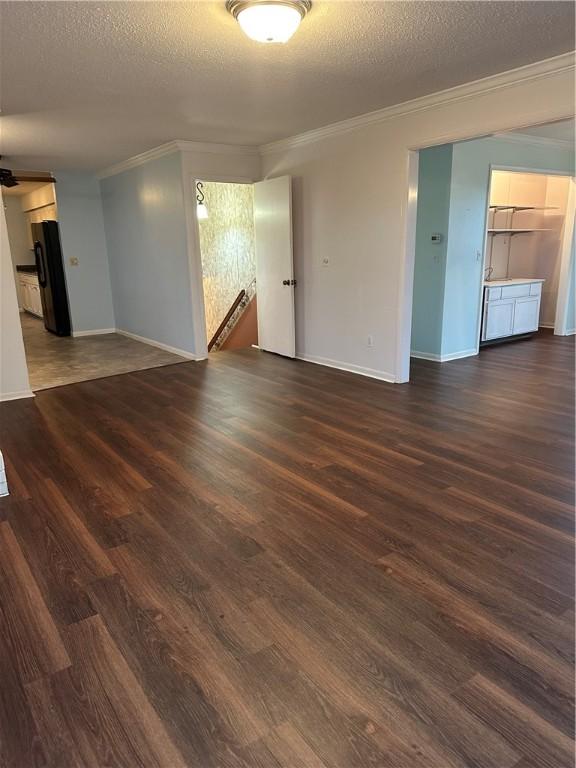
[100, 152, 196, 354]
[56, 172, 116, 333]
[410, 144, 452, 357]
[442, 138, 574, 357]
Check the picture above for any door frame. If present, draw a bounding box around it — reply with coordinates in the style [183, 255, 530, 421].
[184, 173, 255, 359]
[554, 176, 576, 335]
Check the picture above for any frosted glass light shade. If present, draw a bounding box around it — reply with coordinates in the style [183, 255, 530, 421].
[237, 3, 302, 43]
[197, 203, 209, 220]
[227, 1, 311, 44]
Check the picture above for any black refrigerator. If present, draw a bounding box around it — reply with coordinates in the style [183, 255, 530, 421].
[32, 221, 71, 336]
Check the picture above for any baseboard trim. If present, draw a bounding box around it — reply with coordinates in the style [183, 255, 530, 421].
[0, 389, 35, 402]
[411, 348, 477, 362]
[115, 329, 202, 360]
[296, 353, 395, 383]
[72, 328, 116, 337]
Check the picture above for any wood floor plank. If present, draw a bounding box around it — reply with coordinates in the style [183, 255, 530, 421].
[8, 499, 97, 627]
[0, 521, 71, 683]
[453, 674, 574, 768]
[0, 614, 47, 768]
[60, 614, 188, 768]
[0, 330, 573, 767]
[378, 552, 574, 737]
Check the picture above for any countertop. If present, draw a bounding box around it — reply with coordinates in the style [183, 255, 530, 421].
[16, 265, 38, 274]
[484, 277, 545, 288]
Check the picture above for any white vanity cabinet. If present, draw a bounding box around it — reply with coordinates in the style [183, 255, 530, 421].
[18, 273, 44, 317]
[481, 279, 543, 342]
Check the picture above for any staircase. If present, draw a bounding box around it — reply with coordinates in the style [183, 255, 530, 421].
[208, 278, 257, 352]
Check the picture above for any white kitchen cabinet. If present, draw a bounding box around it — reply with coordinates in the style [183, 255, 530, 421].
[18, 274, 43, 317]
[483, 299, 515, 340]
[481, 279, 543, 342]
[512, 296, 540, 335]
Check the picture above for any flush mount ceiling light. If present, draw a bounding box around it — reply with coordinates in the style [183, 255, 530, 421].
[226, 0, 311, 43]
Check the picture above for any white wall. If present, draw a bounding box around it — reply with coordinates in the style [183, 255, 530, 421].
[0, 196, 32, 401]
[21, 183, 57, 219]
[3, 196, 34, 308]
[261, 59, 574, 381]
[55, 172, 116, 334]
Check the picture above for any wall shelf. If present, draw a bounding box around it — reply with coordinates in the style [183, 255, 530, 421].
[487, 228, 550, 235]
[489, 205, 558, 211]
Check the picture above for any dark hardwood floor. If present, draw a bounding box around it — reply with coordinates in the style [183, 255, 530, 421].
[0, 330, 574, 768]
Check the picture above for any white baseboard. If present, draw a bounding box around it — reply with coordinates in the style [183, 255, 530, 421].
[0, 389, 35, 402]
[115, 329, 201, 360]
[410, 350, 442, 361]
[296, 353, 395, 383]
[411, 348, 477, 362]
[72, 328, 116, 337]
[539, 323, 555, 329]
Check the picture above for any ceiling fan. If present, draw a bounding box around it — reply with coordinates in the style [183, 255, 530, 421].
[0, 159, 55, 188]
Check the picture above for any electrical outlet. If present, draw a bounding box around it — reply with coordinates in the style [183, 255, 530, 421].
[367, 334, 374, 348]
[69, 256, 79, 266]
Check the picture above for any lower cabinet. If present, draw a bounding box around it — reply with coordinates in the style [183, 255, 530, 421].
[482, 282, 541, 342]
[19, 274, 43, 317]
[483, 299, 515, 340]
[512, 296, 541, 335]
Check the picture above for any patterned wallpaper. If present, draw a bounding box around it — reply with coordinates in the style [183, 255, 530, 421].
[198, 181, 256, 343]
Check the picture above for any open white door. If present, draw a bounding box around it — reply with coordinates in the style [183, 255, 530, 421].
[254, 176, 295, 358]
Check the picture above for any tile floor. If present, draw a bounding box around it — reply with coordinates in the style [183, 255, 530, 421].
[20, 313, 188, 391]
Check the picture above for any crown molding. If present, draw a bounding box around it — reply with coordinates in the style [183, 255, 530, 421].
[97, 141, 179, 179]
[174, 140, 259, 156]
[97, 139, 259, 179]
[96, 51, 574, 175]
[260, 51, 575, 155]
[492, 132, 574, 151]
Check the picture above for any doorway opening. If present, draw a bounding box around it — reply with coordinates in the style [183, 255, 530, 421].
[3, 174, 188, 392]
[3, 177, 74, 386]
[192, 175, 296, 360]
[408, 118, 575, 373]
[196, 180, 259, 353]
[481, 169, 572, 345]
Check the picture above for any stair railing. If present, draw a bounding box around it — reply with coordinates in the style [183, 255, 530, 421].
[208, 278, 256, 352]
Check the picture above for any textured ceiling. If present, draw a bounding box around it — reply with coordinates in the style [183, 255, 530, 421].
[1, 1, 574, 170]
